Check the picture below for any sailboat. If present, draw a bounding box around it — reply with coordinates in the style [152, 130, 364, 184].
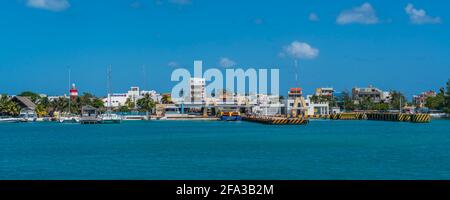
[100, 66, 122, 124]
[59, 69, 80, 123]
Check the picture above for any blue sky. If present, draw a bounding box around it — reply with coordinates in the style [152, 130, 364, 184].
[0, 0, 449, 98]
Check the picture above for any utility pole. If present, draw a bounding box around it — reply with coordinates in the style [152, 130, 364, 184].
[294, 59, 299, 87]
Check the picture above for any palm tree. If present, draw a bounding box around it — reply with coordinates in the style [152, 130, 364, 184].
[35, 104, 48, 117]
[72, 93, 105, 112]
[125, 98, 135, 109]
[445, 79, 450, 114]
[137, 93, 156, 114]
[161, 94, 173, 104]
[50, 97, 69, 112]
[342, 91, 356, 111]
[0, 95, 19, 116]
[310, 95, 319, 103]
[359, 96, 373, 110]
[389, 91, 406, 110]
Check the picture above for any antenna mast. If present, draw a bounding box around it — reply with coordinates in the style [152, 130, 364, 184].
[296, 60, 299, 86]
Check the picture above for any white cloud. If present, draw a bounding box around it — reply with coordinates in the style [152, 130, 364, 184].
[26, 0, 70, 12]
[219, 57, 237, 68]
[168, 61, 179, 67]
[405, 4, 441, 25]
[168, 0, 191, 5]
[309, 13, 319, 21]
[337, 2, 379, 25]
[281, 41, 319, 60]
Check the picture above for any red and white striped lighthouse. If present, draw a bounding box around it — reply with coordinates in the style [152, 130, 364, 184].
[70, 83, 78, 100]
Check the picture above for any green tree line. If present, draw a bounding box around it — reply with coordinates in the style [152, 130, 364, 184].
[0, 91, 163, 117]
[425, 79, 450, 114]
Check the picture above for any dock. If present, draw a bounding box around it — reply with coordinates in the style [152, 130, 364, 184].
[366, 113, 431, 123]
[79, 117, 102, 124]
[243, 116, 309, 125]
[329, 113, 366, 120]
[330, 113, 431, 123]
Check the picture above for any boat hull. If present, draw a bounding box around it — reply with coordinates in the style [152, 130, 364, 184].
[0, 118, 20, 123]
[19, 118, 37, 123]
[101, 119, 121, 124]
[59, 117, 80, 123]
[219, 116, 242, 121]
[79, 117, 102, 124]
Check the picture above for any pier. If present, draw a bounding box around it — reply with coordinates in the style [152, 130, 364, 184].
[243, 116, 309, 125]
[330, 113, 431, 123]
[308, 114, 330, 119]
[365, 113, 431, 123]
[329, 113, 366, 120]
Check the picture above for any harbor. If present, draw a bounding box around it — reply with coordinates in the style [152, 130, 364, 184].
[1, 119, 450, 180]
[1, 62, 448, 124]
[1, 83, 448, 124]
[3, 1, 450, 196]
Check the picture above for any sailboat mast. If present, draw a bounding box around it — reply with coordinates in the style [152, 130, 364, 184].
[107, 65, 112, 112]
[68, 68, 71, 115]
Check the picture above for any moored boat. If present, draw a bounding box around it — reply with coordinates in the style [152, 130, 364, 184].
[100, 66, 123, 124]
[18, 109, 37, 122]
[219, 111, 242, 121]
[0, 116, 20, 123]
[100, 113, 122, 124]
[59, 69, 79, 124]
[59, 116, 80, 123]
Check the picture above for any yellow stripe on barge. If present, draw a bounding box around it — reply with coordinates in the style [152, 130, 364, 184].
[330, 112, 431, 123]
[243, 116, 309, 125]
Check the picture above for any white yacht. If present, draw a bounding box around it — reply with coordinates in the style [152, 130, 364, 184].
[18, 109, 37, 122]
[0, 116, 20, 123]
[59, 115, 80, 123]
[100, 113, 122, 124]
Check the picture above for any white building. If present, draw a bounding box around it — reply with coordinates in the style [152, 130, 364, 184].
[285, 88, 331, 116]
[48, 95, 68, 102]
[286, 88, 304, 116]
[103, 87, 162, 108]
[252, 94, 284, 116]
[315, 87, 334, 97]
[304, 95, 330, 116]
[189, 78, 205, 104]
[141, 90, 162, 102]
[352, 85, 393, 104]
[104, 93, 128, 108]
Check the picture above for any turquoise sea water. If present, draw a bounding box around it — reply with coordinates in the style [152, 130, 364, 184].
[1, 120, 450, 180]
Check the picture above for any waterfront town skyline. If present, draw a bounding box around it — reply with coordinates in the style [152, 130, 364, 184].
[0, 63, 447, 101]
[1, 1, 449, 97]
[0, 67, 448, 101]
[2, 1, 450, 187]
